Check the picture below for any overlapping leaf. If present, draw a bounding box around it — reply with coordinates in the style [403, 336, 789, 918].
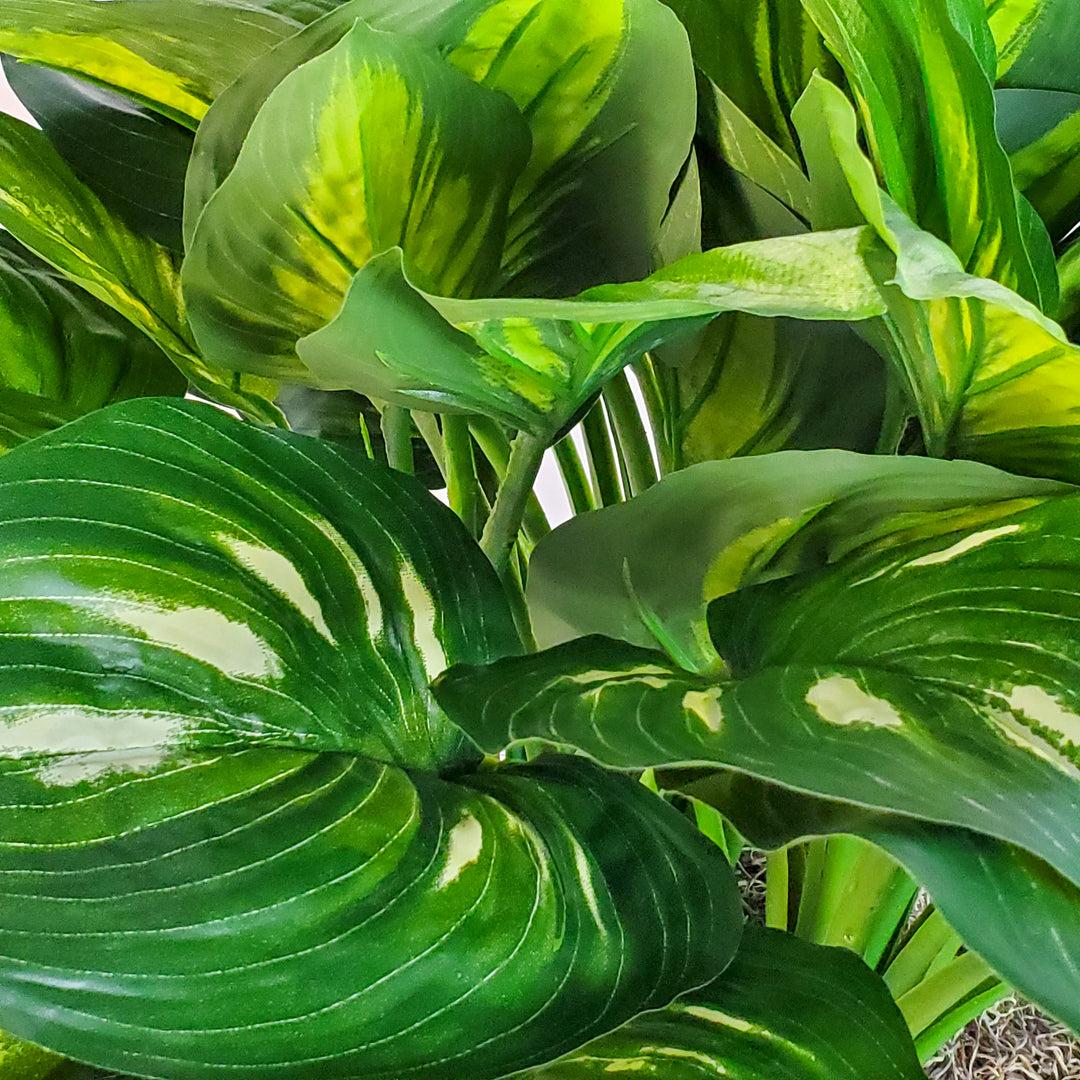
[0, 232, 185, 451]
[800, 0, 1053, 309]
[0, 113, 280, 422]
[435, 450, 1080, 1025]
[3, 57, 193, 251]
[512, 927, 924, 1080]
[0, 397, 741, 1080]
[0, 0, 324, 128]
[795, 74, 1080, 479]
[992, 0, 1080, 91]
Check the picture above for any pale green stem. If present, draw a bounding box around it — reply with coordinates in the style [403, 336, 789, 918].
[442, 414, 484, 539]
[632, 356, 674, 475]
[381, 405, 414, 475]
[896, 951, 1001, 1048]
[553, 435, 597, 514]
[480, 430, 548, 578]
[411, 411, 445, 477]
[582, 403, 623, 506]
[884, 907, 963, 998]
[469, 417, 549, 544]
[602, 371, 658, 497]
[765, 848, 790, 931]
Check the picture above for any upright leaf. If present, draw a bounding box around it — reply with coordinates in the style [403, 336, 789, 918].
[801, 0, 1052, 308]
[0, 398, 741, 1080]
[182, 18, 532, 380]
[0, 113, 280, 422]
[0, 232, 185, 450]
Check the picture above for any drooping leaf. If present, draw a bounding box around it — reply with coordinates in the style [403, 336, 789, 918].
[0, 397, 742, 1080]
[0, 0, 324, 128]
[182, 18, 533, 380]
[513, 926, 924, 1080]
[796, 74, 1080, 478]
[295, 228, 888, 437]
[522, 451, 1055, 667]
[0, 232, 185, 450]
[3, 56, 193, 251]
[693, 772, 1080, 1040]
[0, 113, 281, 422]
[800, 0, 1053, 309]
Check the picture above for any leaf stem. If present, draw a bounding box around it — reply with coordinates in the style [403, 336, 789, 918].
[632, 357, 674, 475]
[602, 371, 657, 497]
[470, 417, 550, 544]
[381, 405, 414, 474]
[442, 414, 484, 538]
[582, 402, 623, 506]
[765, 848, 790, 930]
[480, 429, 548, 577]
[553, 434, 597, 514]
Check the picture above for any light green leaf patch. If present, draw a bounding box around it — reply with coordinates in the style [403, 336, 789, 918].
[183, 17, 532, 381]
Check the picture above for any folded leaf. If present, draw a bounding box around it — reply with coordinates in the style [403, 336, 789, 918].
[296, 229, 888, 436]
[0, 232, 185, 450]
[800, 0, 1052, 309]
[693, 772, 1080, 1038]
[183, 18, 532, 380]
[0, 113, 280, 422]
[0, 398, 741, 1080]
[796, 74, 1080, 479]
[436, 452, 1080, 907]
[3, 56, 193, 250]
[513, 926, 924, 1080]
[0, 0, 320, 127]
[523, 451, 1056, 667]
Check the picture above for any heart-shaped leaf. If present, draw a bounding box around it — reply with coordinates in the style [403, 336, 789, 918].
[0, 398, 741, 1080]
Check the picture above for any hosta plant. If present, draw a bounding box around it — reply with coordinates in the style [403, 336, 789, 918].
[0, 0, 1078, 1078]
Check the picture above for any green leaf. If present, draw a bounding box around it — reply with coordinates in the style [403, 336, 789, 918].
[182, 18, 533, 382]
[694, 773, 1080, 1039]
[796, 74, 1080, 477]
[662, 0, 841, 161]
[522, 451, 1055, 668]
[512, 927, 924, 1080]
[444, 0, 697, 297]
[0, 397, 741, 1079]
[0, 0, 319, 128]
[0, 232, 185, 450]
[800, 0, 1052, 309]
[668, 314, 887, 471]
[0, 1032, 62, 1080]
[0, 113, 281, 423]
[436, 452, 1080, 899]
[3, 56, 193, 251]
[296, 228, 888, 437]
[996, 88, 1080, 243]
[992, 0, 1080, 91]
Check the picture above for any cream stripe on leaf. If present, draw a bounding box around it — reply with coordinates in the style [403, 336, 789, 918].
[0, 397, 741, 1079]
[434, 448, 1080, 1030]
[508, 927, 923, 1080]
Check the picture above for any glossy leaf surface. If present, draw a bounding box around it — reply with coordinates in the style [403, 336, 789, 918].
[0, 232, 185, 450]
[0, 114, 280, 422]
[0, 1, 317, 127]
[3, 57, 193, 251]
[183, 18, 531, 379]
[801, 0, 1051, 308]
[0, 398, 741, 1080]
[515, 926, 924, 1080]
[296, 228, 887, 436]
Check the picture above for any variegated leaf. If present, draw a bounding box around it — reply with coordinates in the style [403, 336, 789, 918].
[0, 397, 742, 1079]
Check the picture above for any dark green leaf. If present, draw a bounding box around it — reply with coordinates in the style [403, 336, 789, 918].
[993, 0, 1080, 92]
[3, 56, 193, 251]
[0, 398, 741, 1080]
[0, 232, 185, 450]
[514, 927, 924, 1080]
